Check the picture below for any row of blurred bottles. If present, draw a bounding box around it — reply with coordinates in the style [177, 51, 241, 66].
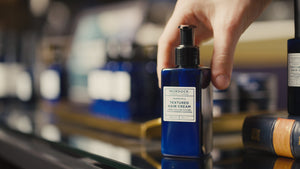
[66, 1, 163, 121]
[0, 1, 166, 122]
[0, 30, 68, 127]
[0, 0, 281, 123]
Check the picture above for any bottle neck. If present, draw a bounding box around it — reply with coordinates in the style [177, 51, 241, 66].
[175, 46, 199, 66]
[177, 64, 199, 68]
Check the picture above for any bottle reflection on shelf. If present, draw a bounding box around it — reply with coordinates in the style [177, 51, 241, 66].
[161, 156, 212, 169]
[37, 43, 67, 140]
[0, 31, 37, 134]
[69, 135, 131, 165]
[242, 151, 299, 169]
[8, 32, 38, 134]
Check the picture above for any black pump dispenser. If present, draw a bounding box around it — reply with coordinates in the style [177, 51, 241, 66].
[175, 25, 199, 67]
[295, 0, 300, 38]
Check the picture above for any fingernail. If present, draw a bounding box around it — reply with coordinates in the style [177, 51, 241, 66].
[215, 74, 230, 89]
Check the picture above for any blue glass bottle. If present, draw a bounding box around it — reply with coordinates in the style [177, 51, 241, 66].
[288, 0, 300, 115]
[161, 25, 212, 158]
[40, 46, 68, 104]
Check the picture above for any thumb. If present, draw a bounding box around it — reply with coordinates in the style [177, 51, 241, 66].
[211, 28, 240, 90]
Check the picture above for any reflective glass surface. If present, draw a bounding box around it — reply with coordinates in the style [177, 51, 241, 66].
[0, 103, 293, 169]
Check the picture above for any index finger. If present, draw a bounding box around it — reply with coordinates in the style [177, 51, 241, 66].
[156, 16, 181, 88]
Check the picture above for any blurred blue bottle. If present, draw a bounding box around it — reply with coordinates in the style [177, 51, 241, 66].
[40, 45, 68, 103]
[161, 25, 212, 158]
[234, 73, 277, 112]
[16, 32, 38, 110]
[213, 80, 239, 117]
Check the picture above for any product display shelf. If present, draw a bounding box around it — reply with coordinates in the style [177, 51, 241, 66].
[45, 102, 161, 139]
[43, 102, 283, 139]
[56, 122, 162, 169]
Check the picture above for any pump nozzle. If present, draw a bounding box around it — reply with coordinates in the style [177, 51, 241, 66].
[179, 25, 195, 46]
[175, 25, 199, 67]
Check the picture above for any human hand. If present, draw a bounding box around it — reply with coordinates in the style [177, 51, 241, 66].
[157, 0, 271, 89]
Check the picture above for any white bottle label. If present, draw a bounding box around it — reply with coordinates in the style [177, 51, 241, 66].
[0, 63, 8, 98]
[40, 70, 60, 100]
[288, 53, 300, 87]
[88, 70, 131, 102]
[111, 71, 131, 102]
[163, 86, 196, 122]
[88, 70, 113, 101]
[16, 71, 32, 101]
